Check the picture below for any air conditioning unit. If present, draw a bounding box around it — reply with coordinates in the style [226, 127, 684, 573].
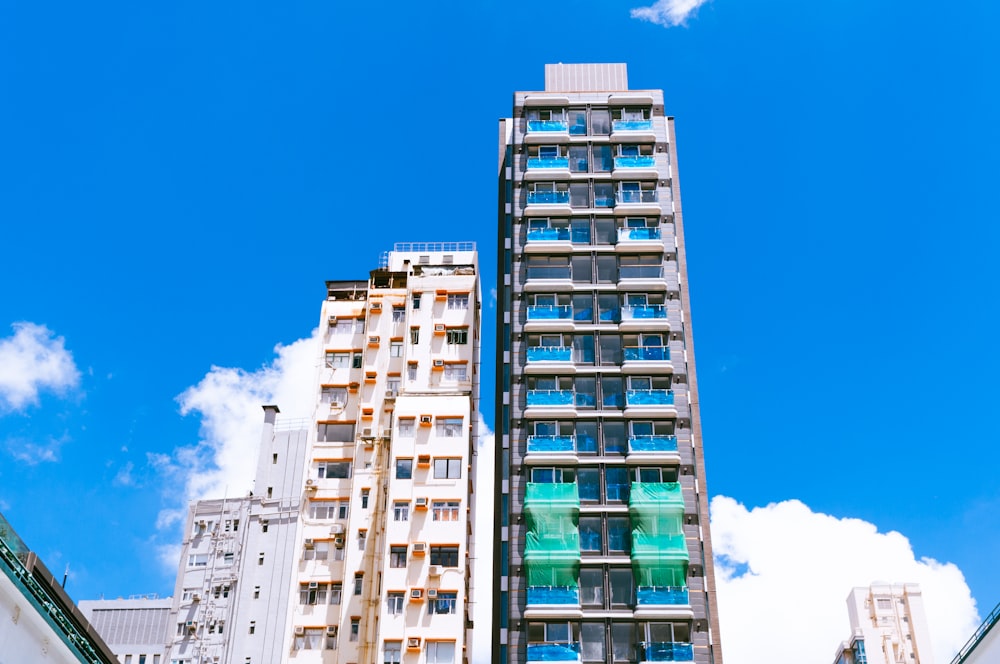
[362, 427, 374, 437]
[308, 581, 318, 589]
[414, 497, 429, 509]
[186, 621, 198, 632]
[408, 637, 422, 648]
[329, 316, 336, 325]
[192, 593, 201, 603]
[433, 359, 445, 367]
[305, 479, 316, 489]
[304, 539, 315, 549]
[371, 302, 382, 311]
[409, 589, 424, 600]
[419, 415, 432, 424]
[412, 542, 427, 554]
[198, 520, 207, 526]
[427, 588, 439, 598]
[330, 400, 344, 409]
[368, 335, 380, 344]
[294, 625, 305, 636]
[428, 566, 443, 577]
[385, 390, 396, 398]
[333, 536, 345, 548]
[434, 323, 446, 332]
[330, 524, 345, 535]
[326, 626, 337, 637]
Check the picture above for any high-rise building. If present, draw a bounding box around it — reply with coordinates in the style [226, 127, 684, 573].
[831, 583, 935, 664]
[493, 64, 724, 664]
[950, 598, 1000, 664]
[85, 244, 482, 664]
[78, 596, 172, 664]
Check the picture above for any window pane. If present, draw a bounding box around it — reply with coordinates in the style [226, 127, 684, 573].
[581, 623, 607, 662]
[579, 517, 602, 553]
[604, 421, 627, 454]
[577, 468, 600, 501]
[579, 570, 605, 608]
[569, 145, 589, 172]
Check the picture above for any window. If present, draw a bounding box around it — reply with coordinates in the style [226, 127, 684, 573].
[426, 641, 456, 664]
[410, 327, 420, 344]
[430, 545, 460, 567]
[325, 352, 351, 368]
[295, 627, 326, 650]
[436, 417, 463, 437]
[387, 591, 405, 615]
[302, 541, 330, 561]
[350, 618, 360, 641]
[434, 458, 462, 479]
[358, 529, 367, 550]
[384, 641, 402, 664]
[309, 501, 348, 519]
[320, 386, 348, 405]
[387, 377, 401, 395]
[407, 363, 418, 381]
[447, 293, 469, 310]
[398, 418, 415, 437]
[432, 501, 460, 521]
[352, 353, 363, 368]
[390, 546, 407, 568]
[443, 364, 467, 381]
[413, 294, 422, 309]
[361, 488, 370, 509]
[390, 341, 403, 357]
[326, 627, 338, 650]
[392, 307, 405, 322]
[300, 582, 332, 605]
[318, 461, 352, 479]
[354, 575, 364, 595]
[395, 458, 413, 479]
[432, 592, 458, 615]
[188, 554, 208, 567]
[331, 317, 358, 335]
[317, 423, 355, 442]
[394, 502, 410, 521]
[446, 327, 468, 344]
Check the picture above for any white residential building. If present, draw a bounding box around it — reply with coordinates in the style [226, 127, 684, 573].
[832, 583, 935, 664]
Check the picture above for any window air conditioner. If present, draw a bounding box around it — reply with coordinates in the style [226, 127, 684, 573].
[192, 593, 201, 603]
[427, 588, 439, 598]
[186, 621, 198, 631]
[305, 479, 316, 489]
[369, 336, 380, 344]
[326, 626, 337, 637]
[420, 415, 432, 424]
[371, 302, 382, 310]
[304, 539, 315, 549]
[408, 637, 422, 648]
[414, 497, 428, 508]
[385, 390, 396, 398]
[330, 524, 345, 535]
[434, 323, 446, 332]
[428, 566, 442, 577]
[334, 536, 345, 548]
[308, 582, 319, 589]
[412, 542, 427, 553]
[433, 359, 444, 367]
[409, 589, 424, 600]
[294, 626, 305, 636]
[362, 427, 374, 437]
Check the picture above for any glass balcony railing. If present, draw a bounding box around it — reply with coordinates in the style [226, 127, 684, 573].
[528, 191, 571, 205]
[613, 119, 654, 132]
[527, 390, 575, 407]
[619, 266, 663, 279]
[624, 346, 670, 362]
[526, 586, 581, 605]
[527, 305, 573, 320]
[628, 435, 678, 453]
[527, 435, 576, 453]
[594, 194, 616, 208]
[527, 642, 581, 662]
[636, 586, 689, 606]
[618, 227, 662, 241]
[527, 346, 573, 362]
[575, 392, 596, 408]
[622, 304, 667, 320]
[639, 642, 694, 662]
[526, 267, 572, 280]
[626, 389, 674, 406]
[617, 190, 659, 204]
[527, 120, 569, 133]
[527, 228, 570, 242]
[528, 157, 571, 169]
[615, 155, 656, 169]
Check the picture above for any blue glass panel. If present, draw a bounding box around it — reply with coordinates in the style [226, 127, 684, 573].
[598, 308, 620, 322]
[639, 642, 694, 662]
[528, 191, 571, 205]
[527, 305, 573, 320]
[623, 227, 661, 240]
[527, 586, 580, 605]
[617, 190, 658, 204]
[606, 468, 630, 501]
[619, 266, 662, 279]
[594, 194, 615, 208]
[528, 157, 571, 169]
[628, 436, 678, 453]
[575, 392, 596, 407]
[528, 120, 569, 132]
[576, 435, 597, 454]
[574, 307, 594, 321]
[623, 346, 669, 361]
[614, 155, 656, 168]
[613, 120, 653, 131]
[527, 228, 571, 242]
[527, 347, 573, 362]
[626, 390, 674, 406]
[607, 521, 631, 552]
[527, 435, 576, 453]
[527, 643, 580, 662]
[571, 227, 591, 243]
[636, 586, 689, 605]
[527, 267, 572, 280]
[603, 392, 624, 408]
[527, 390, 575, 406]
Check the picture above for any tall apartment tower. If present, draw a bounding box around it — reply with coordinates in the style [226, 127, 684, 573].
[139, 243, 481, 664]
[832, 584, 936, 664]
[494, 64, 723, 664]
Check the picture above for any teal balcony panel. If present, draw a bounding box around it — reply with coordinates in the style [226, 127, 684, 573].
[527, 346, 573, 362]
[527, 643, 581, 662]
[631, 533, 688, 557]
[619, 227, 662, 241]
[639, 642, 694, 662]
[527, 390, 575, 407]
[527, 305, 573, 320]
[527, 228, 571, 242]
[624, 346, 670, 361]
[622, 305, 667, 320]
[613, 120, 654, 131]
[526, 586, 581, 605]
[528, 120, 570, 132]
[628, 435, 678, 453]
[527, 435, 576, 453]
[528, 191, 570, 205]
[615, 156, 656, 169]
[626, 389, 674, 406]
[636, 586, 689, 606]
[525, 482, 581, 508]
[629, 482, 684, 508]
[617, 190, 659, 204]
[528, 157, 571, 169]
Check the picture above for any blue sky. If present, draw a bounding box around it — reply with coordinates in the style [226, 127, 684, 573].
[1, 0, 998, 660]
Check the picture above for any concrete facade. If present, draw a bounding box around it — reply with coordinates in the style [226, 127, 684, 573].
[494, 64, 723, 664]
[832, 584, 935, 664]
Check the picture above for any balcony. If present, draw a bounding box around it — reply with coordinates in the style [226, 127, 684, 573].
[630, 533, 688, 565]
[525, 482, 580, 510]
[527, 643, 581, 663]
[525, 266, 573, 292]
[615, 155, 656, 169]
[528, 191, 570, 205]
[527, 228, 570, 241]
[615, 189, 662, 215]
[525, 305, 575, 331]
[625, 389, 674, 409]
[527, 435, 576, 453]
[528, 120, 570, 133]
[624, 345, 669, 361]
[619, 265, 662, 280]
[620, 304, 670, 331]
[527, 156, 571, 170]
[639, 642, 694, 662]
[630, 482, 684, 509]
[628, 435, 678, 454]
[636, 586, 689, 606]
[613, 120, 654, 132]
[618, 227, 661, 242]
[526, 586, 580, 605]
[527, 389, 575, 407]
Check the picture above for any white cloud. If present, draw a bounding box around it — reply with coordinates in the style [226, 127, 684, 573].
[5, 433, 69, 465]
[631, 0, 709, 27]
[0, 322, 80, 412]
[711, 496, 980, 663]
[153, 330, 321, 534]
[488, 287, 498, 309]
[113, 461, 135, 487]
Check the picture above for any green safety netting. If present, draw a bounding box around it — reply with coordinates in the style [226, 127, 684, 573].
[526, 562, 580, 587]
[629, 482, 688, 570]
[525, 510, 581, 563]
[632, 560, 688, 587]
[524, 483, 582, 577]
[524, 482, 580, 513]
